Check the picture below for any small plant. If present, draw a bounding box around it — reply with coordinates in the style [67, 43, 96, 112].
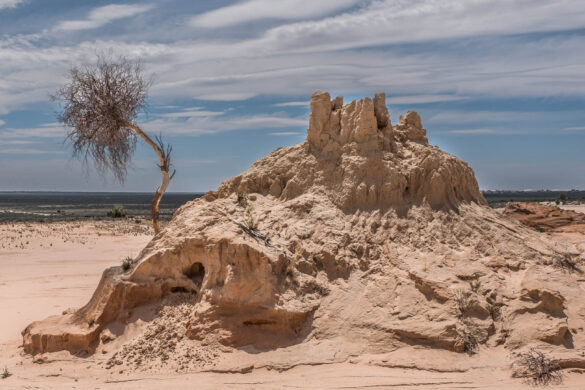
[559, 193, 567, 205]
[107, 204, 127, 218]
[1, 367, 11, 379]
[487, 303, 501, 320]
[121, 256, 133, 271]
[246, 216, 257, 231]
[554, 253, 581, 273]
[513, 348, 563, 386]
[236, 191, 247, 207]
[470, 279, 481, 293]
[453, 289, 471, 316]
[244, 207, 257, 230]
[462, 330, 478, 355]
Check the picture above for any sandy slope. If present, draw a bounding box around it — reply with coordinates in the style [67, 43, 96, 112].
[0, 221, 152, 347]
[1, 221, 585, 389]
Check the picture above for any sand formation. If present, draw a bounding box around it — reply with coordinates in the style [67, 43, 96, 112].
[505, 201, 585, 234]
[22, 92, 585, 372]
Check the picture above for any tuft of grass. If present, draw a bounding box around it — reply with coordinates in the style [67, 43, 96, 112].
[246, 216, 257, 231]
[236, 191, 247, 207]
[487, 303, 501, 320]
[121, 256, 133, 272]
[1, 367, 11, 379]
[513, 348, 563, 386]
[462, 331, 478, 355]
[107, 204, 127, 218]
[554, 254, 581, 273]
[470, 279, 481, 293]
[453, 289, 471, 316]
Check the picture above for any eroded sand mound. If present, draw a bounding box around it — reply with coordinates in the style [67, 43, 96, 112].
[23, 92, 585, 373]
[504, 201, 585, 233]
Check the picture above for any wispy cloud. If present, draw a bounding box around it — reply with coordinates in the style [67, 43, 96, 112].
[443, 128, 499, 135]
[0, 119, 5, 127]
[565, 126, 585, 131]
[143, 114, 306, 136]
[0, 0, 25, 10]
[190, 0, 360, 28]
[274, 101, 308, 107]
[0, 123, 65, 138]
[0, 139, 35, 146]
[54, 4, 154, 31]
[386, 95, 466, 105]
[159, 108, 225, 118]
[0, 148, 64, 154]
[267, 131, 303, 136]
[428, 111, 542, 124]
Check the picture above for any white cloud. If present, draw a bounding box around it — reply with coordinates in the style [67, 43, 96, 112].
[191, 0, 360, 28]
[0, 139, 35, 146]
[428, 110, 553, 124]
[386, 95, 466, 105]
[565, 126, 585, 131]
[0, 0, 24, 10]
[267, 131, 303, 136]
[274, 101, 308, 107]
[443, 128, 499, 135]
[143, 114, 306, 136]
[0, 123, 65, 138]
[0, 119, 5, 127]
[2, 1, 585, 120]
[0, 148, 64, 154]
[259, 0, 585, 53]
[160, 108, 225, 118]
[54, 4, 154, 31]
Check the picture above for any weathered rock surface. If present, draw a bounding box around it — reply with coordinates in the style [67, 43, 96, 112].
[504, 201, 585, 233]
[22, 92, 585, 374]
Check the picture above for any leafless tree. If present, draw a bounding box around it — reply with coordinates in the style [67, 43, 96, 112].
[52, 55, 175, 234]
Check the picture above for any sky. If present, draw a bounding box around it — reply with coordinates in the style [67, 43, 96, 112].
[1, 0, 585, 192]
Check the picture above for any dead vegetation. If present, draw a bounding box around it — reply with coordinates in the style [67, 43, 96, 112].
[553, 253, 582, 273]
[512, 348, 563, 386]
[52, 54, 175, 234]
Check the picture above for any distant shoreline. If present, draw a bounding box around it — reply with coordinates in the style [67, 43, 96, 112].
[1, 190, 583, 223]
[0, 192, 203, 223]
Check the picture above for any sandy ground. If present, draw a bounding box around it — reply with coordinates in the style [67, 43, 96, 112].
[2, 220, 585, 389]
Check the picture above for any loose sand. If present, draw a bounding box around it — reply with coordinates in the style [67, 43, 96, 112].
[1, 221, 585, 389]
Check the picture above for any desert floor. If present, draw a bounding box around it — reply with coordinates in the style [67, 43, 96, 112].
[2, 218, 585, 389]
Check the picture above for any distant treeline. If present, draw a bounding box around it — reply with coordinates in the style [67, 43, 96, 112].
[482, 190, 585, 208]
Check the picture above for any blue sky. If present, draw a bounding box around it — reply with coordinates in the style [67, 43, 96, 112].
[1, 0, 585, 191]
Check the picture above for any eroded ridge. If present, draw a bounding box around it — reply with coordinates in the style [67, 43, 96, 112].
[23, 92, 585, 376]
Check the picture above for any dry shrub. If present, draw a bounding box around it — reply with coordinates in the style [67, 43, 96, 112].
[512, 348, 563, 386]
[453, 289, 472, 316]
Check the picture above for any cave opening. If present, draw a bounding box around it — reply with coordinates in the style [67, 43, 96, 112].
[186, 262, 205, 288]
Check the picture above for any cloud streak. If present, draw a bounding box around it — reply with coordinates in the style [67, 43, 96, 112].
[0, 0, 24, 10]
[54, 4, 154, 31]
[190, 0, 360, 28]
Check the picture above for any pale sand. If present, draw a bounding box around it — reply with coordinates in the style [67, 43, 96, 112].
[2, 221, 585, 389]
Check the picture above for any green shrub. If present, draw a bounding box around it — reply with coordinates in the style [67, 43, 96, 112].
[462, 331, 478, 354]
[246, 216, 257, 231]
[122, 256, 133, 271]
[107, 204, 127, 218]
[1, 367, 11, 379]
[236, 191, 247, 206]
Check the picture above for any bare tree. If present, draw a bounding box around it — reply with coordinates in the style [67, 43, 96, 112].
[52, 55, 175, 234]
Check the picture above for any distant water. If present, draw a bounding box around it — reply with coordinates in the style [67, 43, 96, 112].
[0, 192, 203, 223]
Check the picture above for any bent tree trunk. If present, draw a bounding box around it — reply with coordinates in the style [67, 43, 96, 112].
[125, 123, 174, 235]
